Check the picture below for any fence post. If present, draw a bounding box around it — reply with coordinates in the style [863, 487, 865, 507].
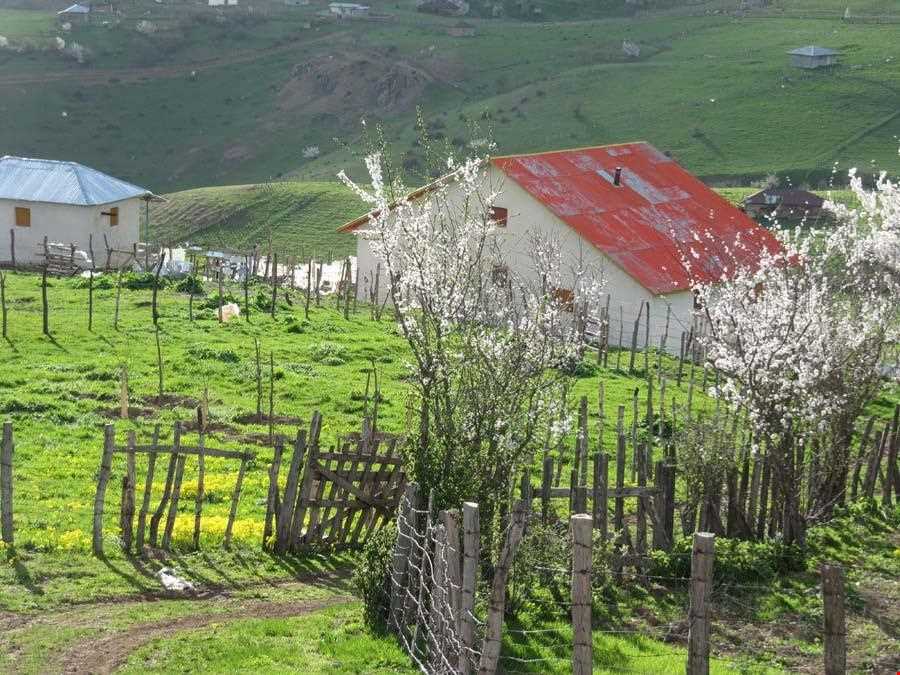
[541, 455, 553, 524]
[571, 513, 593, 675]
[821, 564, 846, 675]
[477, 501, 527, 675]
[1, 421, 13, 545]
[135, 425, 160, 554]
[593, 452, 608, 543]
[687, 532, 715, 675]
[92, 424, 116, 556]
[460, 501, 480, 675]
[119, 431, 137, 552]
[441, 509, 462, 639]
[390, 483, 418, 629]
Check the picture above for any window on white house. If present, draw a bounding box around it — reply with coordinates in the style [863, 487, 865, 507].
[15, 206, 31, 227]
[102, 206, 119, 226]
[490, 206, 508, 227]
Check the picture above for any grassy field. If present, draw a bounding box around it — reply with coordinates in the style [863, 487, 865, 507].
[0, 269, 896, 672]
[1, 0, 899, 193]
[148, 181, 363, 257]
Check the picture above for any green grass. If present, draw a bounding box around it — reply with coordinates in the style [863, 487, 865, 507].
[119, 603, 415, 674]
[0, 269, 896, 672]
[1, 1, 899, 193]
[149, 181, 363, 257]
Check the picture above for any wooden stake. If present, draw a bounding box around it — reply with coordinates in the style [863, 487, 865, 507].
[821, 564, 846, 675]
[161, 454, 186, 551]
[135, 424, 160, 554]
[154, 325, 163, 400]
[571, 513, 592, 675]
[113, 268, 122, 330]
[119, 431, 137, 552]
[223, 458, 247, 549]
[687, 532, 715, 675]
[192, 432, 205, 549]
[459, 501, 480, 675]
[1, 422, 13, 545]
[92, 424, 116, 556]
[0, 271, 7, 340]
[151, 250, 165, 327]
[477, 501, 526, 675]
[593, 452, 608, 542]
[41, 263, 49, 336]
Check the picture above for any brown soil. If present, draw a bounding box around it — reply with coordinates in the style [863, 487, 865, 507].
[98, 406, 156, 420]
[232, 412, 303, 426]
[0, 32, 349, 89]
[56, 595, 352, 674]
[140, 394, 200, 410]
[277, 52, 431, 117]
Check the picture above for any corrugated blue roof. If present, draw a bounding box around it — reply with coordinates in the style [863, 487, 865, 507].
[787, 46, 839, 57]
[0, 156, 151, 206]
[58, 3, 91, 13]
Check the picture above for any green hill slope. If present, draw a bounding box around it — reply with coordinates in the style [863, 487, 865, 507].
[1, 0, 899, 193]
[149, 182, 364, 258]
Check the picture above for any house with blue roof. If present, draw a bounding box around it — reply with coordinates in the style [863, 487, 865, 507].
[0, 156, 155, 266]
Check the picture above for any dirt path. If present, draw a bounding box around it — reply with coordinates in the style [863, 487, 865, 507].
[0, 31, 348, 88]
[53, 594, 353, 674]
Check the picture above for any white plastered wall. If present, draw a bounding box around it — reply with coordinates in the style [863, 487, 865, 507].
[352, 165, 697, 352]
[0, 197, 141, 265]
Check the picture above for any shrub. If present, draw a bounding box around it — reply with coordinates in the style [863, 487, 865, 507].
[175, 275, 205, 296]
[353, 526, 397, 631]
[122, 272, 165, 290]
[187, 345, 240, 363]
[309, 341, 348, 365]
[73, 274, 114, 290]
[200, 293, 241, 311]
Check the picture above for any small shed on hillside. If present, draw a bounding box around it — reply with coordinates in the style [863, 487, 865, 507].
[788, 46, 840, 69]
[743, 188, 825, 220]
[57, 3, 91, 21]
[329, 2, 369, 17]
[0, 156, 156, 267]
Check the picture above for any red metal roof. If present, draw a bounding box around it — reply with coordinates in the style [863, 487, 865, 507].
[338, 142, 782, 294]
[493, 142, 782, 294]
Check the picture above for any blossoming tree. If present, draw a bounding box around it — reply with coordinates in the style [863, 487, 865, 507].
[692, 168, 900, 543]
[340, 151, 604, 551]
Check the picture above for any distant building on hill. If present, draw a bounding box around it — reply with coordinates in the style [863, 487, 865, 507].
[0, 156, 155, 266]
[417, 0, 469, 16]
[329, 2, 369, 18]
[208, 0, 239, 6]
[339, 142, 783, 352]
[743, 188, 825, 220]
[56, 3, 91, 22]
[788, 46, 840, 69]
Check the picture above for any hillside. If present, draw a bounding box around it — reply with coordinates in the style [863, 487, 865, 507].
[147, 181, 858, 255]
[1, 0, 899, 194]
[149, 181, 363, 257]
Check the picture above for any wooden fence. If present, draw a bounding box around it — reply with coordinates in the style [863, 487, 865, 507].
[386, 484, 852, 675]
[92, 422, 255, 556]
[264, 414, 407, 553]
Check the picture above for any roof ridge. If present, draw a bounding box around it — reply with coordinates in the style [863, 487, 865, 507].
[492, 141, 649, 161]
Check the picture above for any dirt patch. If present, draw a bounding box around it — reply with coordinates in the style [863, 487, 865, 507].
[56, 595, 352, 674]
[222, 143, 253, 163]
[277, 52, 430, 117]
[232, 412, 303, 426]
[98, 406, 156, 420]
[177, 418, 240, 435]
[141, 394, 200, 410]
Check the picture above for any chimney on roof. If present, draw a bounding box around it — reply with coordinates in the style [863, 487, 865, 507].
[613, 167, 622, 186]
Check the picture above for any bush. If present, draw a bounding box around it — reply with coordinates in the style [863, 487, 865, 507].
[175, 275, 205, 296]
[200, 293, 241, 311]
[353, 526, 397, 631]
[73, 274, 114, 290]
[122, 272, 165, 290]
[309, 341, 348, 365]
[186, 345, 240, 363]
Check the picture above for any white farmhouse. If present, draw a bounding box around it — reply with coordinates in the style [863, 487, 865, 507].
[339, 142, 781, 351]
[208, 0, 239, 6]
[329, 3, 370, 18]
[0, 156, 154, 266]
